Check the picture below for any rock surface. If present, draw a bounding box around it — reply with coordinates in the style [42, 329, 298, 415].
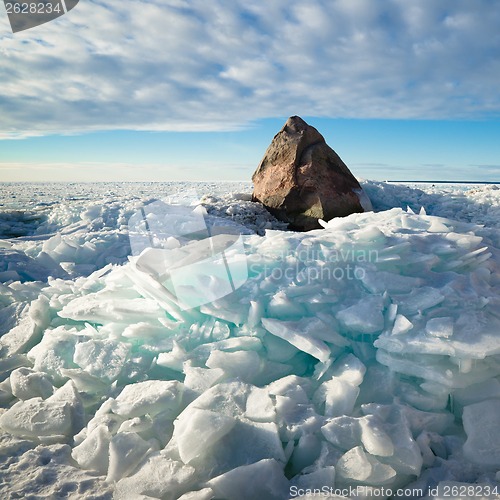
[252, 116, 371, 231]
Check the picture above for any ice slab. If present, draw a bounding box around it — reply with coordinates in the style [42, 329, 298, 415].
[72, 424, 111, 474]
[73, 339, 129, 382]
[208, 459, 288, 500]
[426, 317, 454, 338]
[10, 367, 54, 400]
[261, 317, 331, 362]
[111, 380, 189, 419]
[314, 378, 359, 417]
[106, 431, 153, 482]
[174, 407, 237, 464]
[115, 452, 196, 499]
[336, 296, 385, 335]
[462, 399, 500, 468]
[336, 446, 396, 485]
[0, 382, 83, 442]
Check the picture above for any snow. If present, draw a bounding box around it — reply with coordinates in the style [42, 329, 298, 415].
[1, 180, 500, 499]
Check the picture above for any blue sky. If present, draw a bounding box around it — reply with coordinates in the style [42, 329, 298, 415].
[1, 0, 500, 182]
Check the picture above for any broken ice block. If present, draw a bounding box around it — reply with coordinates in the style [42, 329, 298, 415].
[336, 296, 385, 335]
[106, 432, 153, 482]
[314, 378, 359, 417]
[261, 317, 331, 362]
[463, 399, 500, 468]
[111, 380, 188, 419]
[208, 459, 288, 500]
[174, 407, 237, 464]
[10, 367, 54, 400]
[336, 446, 396, 485]
[115, 452, 196, 499]
[392, 314, 413, 336]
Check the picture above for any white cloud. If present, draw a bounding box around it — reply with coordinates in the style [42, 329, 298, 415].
[1, 0, 500, 137]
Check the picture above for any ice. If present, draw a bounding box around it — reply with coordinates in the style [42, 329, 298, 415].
[182, 381, 249, 418]
[452, 378, 500, 410]
[291, 466, 336, 493]
[111, 380, 189, 419]
[177, 488, 214, 500]
[268, 290, 308, 318]
[392, 314, 414, 335]
[10, 367, 54, 400]
[393, 287, 445, 315]
[73, 339, 129, 382]
[358, 415, 394, 457]
[245, 387, 276, 422]
[261, 317, 331, 362]
[274, 394, 322, 441]
[0, 355, 30, 386]
[362, 404, 424, 475]
[0, 381, 83, 443]
[336, 296, 385, 335]
[225, 419, 286, 465]
[0, 397, 73, 441]
[390, 403, 454, 436]
[156, 342, 187, 371]
[205, 350, 261, 383]
[426, 317, 454, 338]
[263, 333, 300, 362]
[168, 381, 287, 471]
[0, 296, 49, 356]
[182, 365, 226, 393]
[288, 434, 322, 475]
[173, 407, 237, 463]
[59, 294, 163, 324]
[114, 452, 196, 499]
[462, 399, 500, 467]
[267, 375, 313, 403]
[2, 181, 500, 496]
[353, 187, 374, 212]
[208, 459, 289, 500]
[330, 354, 367, 386]
[360, 269, 422, 294]
[321, 414, 393, 458]
[336, 446, 396, 485]
[106, 431, 153, 482]
[416, 431, 446, 467]
[314, 378, 359, 417]
[72, 425, 112, 473]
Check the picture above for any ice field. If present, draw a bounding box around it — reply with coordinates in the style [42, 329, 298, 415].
[1, 180, 500, 499]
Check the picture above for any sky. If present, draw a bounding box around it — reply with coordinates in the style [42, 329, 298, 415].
[1, 0, 500, 182]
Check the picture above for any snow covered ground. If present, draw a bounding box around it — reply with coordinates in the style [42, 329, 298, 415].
[1, 180, 500, 499]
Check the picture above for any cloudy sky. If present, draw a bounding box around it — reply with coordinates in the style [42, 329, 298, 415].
[1, 0, 500, 182]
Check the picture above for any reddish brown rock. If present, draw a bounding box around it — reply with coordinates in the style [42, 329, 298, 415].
[252, 116, 371, 231]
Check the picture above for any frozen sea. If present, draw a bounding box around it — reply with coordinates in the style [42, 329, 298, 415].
[1, 180, 500, 499]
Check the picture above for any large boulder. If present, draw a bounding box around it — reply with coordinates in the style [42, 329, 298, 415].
[252, 116, 372, 231]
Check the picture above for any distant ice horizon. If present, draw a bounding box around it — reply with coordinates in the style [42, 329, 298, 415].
[1, 179, 499, 185]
